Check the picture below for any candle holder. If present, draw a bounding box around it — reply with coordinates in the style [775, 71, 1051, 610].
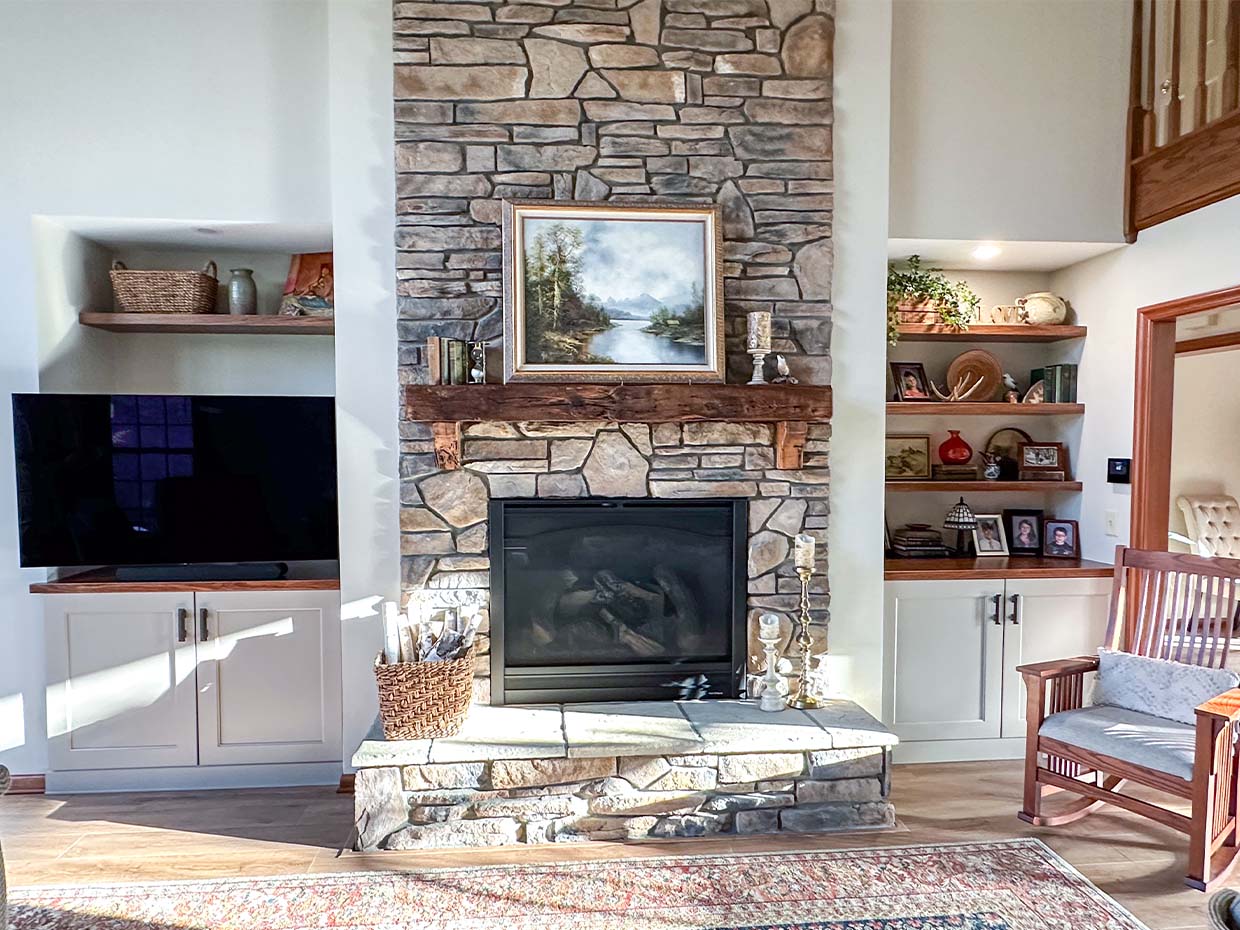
[788, 565, 822, 710]
[757, 614, 786, 712]
[748, 349, 769, 386]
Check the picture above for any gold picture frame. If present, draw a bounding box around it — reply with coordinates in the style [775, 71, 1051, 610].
[502, 200, 726, 383]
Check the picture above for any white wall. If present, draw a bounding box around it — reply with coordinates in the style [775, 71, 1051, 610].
[0, 0, 331, 775]
[1050, 194, 1240, 562]
[889, 0, 1130, 244]
[327, 0, 399, 767]
[1169, 350, 1240, 548]
[827, 0, 892, 716]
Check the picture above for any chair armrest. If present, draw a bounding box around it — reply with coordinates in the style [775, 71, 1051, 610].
[1197, 689, 1240, 723]
[1017, 656, 1099, 680]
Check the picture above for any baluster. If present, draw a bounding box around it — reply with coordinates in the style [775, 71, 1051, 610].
[1223, 0, 1240, 114]
[1169, 0, 1185, 139]
[1196, 0, 1209, 129]
[1145, 0, 1160, 150]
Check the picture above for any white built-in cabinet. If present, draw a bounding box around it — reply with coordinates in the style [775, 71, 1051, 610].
[883, 576, 1110, 760]
[44, 590, 341, 773]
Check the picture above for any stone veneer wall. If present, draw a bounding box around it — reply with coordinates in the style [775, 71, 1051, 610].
[394, 0, 835, 701]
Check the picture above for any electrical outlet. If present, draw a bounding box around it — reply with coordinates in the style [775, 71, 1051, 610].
[1105, 510, 1118, 537]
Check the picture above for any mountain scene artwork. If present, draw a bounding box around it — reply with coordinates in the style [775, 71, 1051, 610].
[511, 206, 720, 379]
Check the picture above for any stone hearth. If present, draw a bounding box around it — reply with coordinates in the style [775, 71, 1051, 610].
[353, 700, 896, 850]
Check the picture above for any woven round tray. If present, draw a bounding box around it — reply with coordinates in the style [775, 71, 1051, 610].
[374, 646, 476, 741]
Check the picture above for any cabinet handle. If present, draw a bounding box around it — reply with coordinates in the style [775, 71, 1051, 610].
[199, 607, 210, 641]
[991, 594, 1003, 625]
[176, 608, 189, 643]
[1010, 594, 1023, 625]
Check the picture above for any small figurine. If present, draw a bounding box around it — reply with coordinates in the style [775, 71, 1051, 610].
[467, 341, 487, 384]
[1003, 373, 1020, 404]
[772, 355, 799, 384]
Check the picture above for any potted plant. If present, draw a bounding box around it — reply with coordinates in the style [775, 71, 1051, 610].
[887, 255, 981, 345]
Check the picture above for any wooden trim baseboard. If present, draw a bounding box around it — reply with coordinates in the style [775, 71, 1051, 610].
[7, 774, 46, 795]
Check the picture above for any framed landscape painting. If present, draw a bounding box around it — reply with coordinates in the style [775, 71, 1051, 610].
[502, 200, 725, 382]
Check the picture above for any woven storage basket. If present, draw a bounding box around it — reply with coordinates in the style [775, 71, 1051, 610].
[110, 260, 219, 313]
[374, 645, 476, 741]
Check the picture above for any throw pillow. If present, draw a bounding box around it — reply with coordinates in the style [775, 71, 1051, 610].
[1094, 648, 1239, 726]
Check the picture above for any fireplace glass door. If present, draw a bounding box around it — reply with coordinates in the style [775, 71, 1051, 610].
[490, 499, 746, 704]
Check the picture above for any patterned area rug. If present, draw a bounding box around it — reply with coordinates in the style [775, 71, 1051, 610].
[10, 839, 1147, 930]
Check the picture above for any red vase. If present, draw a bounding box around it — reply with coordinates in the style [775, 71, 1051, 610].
[938, 430, 973, 465]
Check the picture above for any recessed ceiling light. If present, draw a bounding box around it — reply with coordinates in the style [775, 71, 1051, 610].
[194, 227, 220, 235]
[971, 243, 1002, 261]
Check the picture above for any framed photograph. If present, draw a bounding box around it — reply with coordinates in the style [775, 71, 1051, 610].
[1003, 509, 1044, 555]
[890, 362, 933, 402]
[502, 200, 724, 383]
[1043, 519, 1080, 558]
[885, 434, 931, 480]
[972, 514, 1009, 557]
[1018, 441, 1070, 479]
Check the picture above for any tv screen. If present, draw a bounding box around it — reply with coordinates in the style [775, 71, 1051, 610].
[12, 394, 339, 568]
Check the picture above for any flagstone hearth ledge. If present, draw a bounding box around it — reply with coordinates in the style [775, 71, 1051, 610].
[352, 700, 898, 850]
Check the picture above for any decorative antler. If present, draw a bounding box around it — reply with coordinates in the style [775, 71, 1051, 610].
[930, 374, 984, 402]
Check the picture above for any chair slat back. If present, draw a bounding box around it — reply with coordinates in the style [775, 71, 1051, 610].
[1105, 546, 1240, 668]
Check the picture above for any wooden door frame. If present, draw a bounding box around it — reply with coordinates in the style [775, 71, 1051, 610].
[1132, 283, 1240, 549]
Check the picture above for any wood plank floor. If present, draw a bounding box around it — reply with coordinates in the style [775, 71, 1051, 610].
[0, 760, 1229, 929]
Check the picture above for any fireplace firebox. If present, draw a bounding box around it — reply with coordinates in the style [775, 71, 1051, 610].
[488, 499, 747, 705]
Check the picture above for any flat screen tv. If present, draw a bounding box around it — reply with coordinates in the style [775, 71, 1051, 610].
[12, 394, 339, 568]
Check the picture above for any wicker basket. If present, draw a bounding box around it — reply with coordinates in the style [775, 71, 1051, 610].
[110, 260, 219, 314]
[374, 646, 476, 741]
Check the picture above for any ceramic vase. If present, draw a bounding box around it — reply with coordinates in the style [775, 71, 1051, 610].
[228, 268, 258, 315]
[938, 430, 973, 465]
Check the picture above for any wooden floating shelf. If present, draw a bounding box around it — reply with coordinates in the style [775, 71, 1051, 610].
[79, 311, 334, 335]
[886, 480, 1083, 493]
[405, 383, 832, 472]
[896, 323, 1087, 343]
[30, 567, 340, 594]
[884, 556, 1114, 581]
[887, 402, 1084, 416]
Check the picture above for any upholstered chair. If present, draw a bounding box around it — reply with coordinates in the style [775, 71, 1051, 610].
[1176, 495, 1240, 558]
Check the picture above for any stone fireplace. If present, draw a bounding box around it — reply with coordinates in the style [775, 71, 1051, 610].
[394, 0, 835, 702]
[490, 498, 747, 704]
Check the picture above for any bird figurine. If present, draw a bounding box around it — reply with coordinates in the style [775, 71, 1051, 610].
[1002, 372, 1020, 404]
[773, 355, 798, 384]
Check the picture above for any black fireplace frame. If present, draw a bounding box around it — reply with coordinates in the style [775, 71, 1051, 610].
[488, 498, 748, 705]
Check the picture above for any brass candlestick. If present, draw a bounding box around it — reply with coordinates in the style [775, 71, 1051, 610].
[788, 565, 822, 709]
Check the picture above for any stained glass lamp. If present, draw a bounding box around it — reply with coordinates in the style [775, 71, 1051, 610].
[943, 497, 976, 556]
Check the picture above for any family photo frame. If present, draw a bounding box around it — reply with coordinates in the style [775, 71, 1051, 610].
[972, 514, 1009, 557]
[890, 362, 932, 402]
[1043, 519, 1080, 558]
[1018, 441, 1070, 480]
[1003, 509, 1044, 555]
[501, 200, 725, 383]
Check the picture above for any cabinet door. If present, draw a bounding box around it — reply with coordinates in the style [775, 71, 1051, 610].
[194, 591, 341, 765]
[883, 580, 1006, 741]
[44, 593, 198, 771]
[1000, 577, 1112, 738]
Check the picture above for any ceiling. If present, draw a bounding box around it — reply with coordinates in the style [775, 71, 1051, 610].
[37, 216, 333, 252]
[888, 238, 1126, 273]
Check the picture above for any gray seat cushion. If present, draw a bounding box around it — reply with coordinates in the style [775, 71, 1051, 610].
[1039, 704, 1195, 781]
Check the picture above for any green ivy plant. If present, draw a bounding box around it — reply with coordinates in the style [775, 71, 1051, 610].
[886, 255, 981, 345]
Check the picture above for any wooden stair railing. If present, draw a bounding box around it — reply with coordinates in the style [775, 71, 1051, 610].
[1126, 0, 1240, 239]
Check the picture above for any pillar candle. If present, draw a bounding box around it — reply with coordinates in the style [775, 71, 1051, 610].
[794, 533, 816, 571]
[759, 612, 780, 638]
[746, 311, 772, 352]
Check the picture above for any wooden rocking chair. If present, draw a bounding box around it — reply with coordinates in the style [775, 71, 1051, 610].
[1019, 546, 1240, 890]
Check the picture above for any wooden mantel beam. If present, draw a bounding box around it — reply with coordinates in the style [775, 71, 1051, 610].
[404, 383, 832, 424]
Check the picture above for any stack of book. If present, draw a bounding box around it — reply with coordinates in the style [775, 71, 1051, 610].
[426, 337, 470, 385]
[931, 464, 979, 481]
[1031, 364, 1078, 402]
[891, 525, 950, 558]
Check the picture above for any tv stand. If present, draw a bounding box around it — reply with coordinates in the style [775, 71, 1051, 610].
[115, 563, 290, 583]
[29, 564, 339, 594]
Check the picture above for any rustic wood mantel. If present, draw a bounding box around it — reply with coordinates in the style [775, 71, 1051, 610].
[404, 383, 832, 471]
